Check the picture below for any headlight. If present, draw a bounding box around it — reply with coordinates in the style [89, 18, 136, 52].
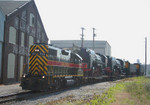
[42, 76, 45, 79]
[23, 74, 26, 78]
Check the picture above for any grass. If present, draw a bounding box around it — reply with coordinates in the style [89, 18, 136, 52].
[124, 76, 150, 104]
[107, 76, 150, 105]
[42, 76, 150, 105]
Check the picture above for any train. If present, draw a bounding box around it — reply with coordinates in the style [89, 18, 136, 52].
[20, 43, 144, 91]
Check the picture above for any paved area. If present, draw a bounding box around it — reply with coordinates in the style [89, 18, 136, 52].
[0, 83, 27, 97]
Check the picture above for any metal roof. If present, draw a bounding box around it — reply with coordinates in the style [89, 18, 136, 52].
[0, 0, 30, 16]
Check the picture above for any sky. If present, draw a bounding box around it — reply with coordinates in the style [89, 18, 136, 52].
[34, 0, 150, 64]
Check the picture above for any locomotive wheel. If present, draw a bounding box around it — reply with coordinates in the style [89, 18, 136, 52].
[55, 80, 61, 90]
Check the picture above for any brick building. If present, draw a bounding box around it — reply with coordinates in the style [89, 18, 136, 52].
[0, 0, 48, 84]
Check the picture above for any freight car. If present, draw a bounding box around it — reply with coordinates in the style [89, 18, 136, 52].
[75, 48, 103, 82]
[96, 53, 108, 73]
[103, 56, 123, 79]
[75, 48, 124, 80]
[125, 61, 144, 76]
[21, 44, 84, 91]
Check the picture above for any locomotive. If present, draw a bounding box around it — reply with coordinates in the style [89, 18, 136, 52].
[21, 43, 143, 91]
[21, 44, 84, 91]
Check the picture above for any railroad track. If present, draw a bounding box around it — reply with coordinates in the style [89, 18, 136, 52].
[0, 85, 83, 104]
[0, 91, 31, 104]
[0, 80, 116, 104]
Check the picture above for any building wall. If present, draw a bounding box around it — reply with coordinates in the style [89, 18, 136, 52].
[51, 40, 111, 56]
[0, 8, 5, 83]
[105, 42, 111, 56]
[2, 1, 48, 84]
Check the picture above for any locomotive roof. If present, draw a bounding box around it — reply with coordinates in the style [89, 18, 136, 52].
[48, 44, 71, 52]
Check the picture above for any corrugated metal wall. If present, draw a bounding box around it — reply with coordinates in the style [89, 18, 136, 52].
[0, 43, 2, 78]
[51, 40, 111, 56]
[0, 9, 5, 82]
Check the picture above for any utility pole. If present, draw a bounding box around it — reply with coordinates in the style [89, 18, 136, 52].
[92, 28, 96, 50]
[81, 27, 85, 48]
[145, 37, 147, 75]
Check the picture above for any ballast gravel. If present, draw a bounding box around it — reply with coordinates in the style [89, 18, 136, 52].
[3, 81, 116, 105]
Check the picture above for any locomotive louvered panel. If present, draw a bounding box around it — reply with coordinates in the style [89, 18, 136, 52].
[29, 45, 48, 76]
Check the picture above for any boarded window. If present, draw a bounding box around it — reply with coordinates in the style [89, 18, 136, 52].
[9, 26, 16, 44]
[7, 53, 15, 78]
[21, 32, 25, 47]
[29, 13, 35, 27]
[29, 36, 34, 48]
[20, 56, 24, 77]
[21, 11, 26, 21]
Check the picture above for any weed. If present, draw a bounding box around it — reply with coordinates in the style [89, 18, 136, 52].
[44, 77, 150, 105]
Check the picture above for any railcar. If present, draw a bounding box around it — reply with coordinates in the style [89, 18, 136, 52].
[75, 48, 103, 81]
[134, 63, 144, 76]
[104, 56, 122, 78]
[125, 61, 144, 76]
[96, 53, 108, 73]
[21, 44, 84, 91]
[116, 59, 126, 75]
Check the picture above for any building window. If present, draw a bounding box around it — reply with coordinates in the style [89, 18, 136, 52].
[21, 32, 25, 47]
[9, 26, 16, 44]
[20, 20, 26, 31]
[29, 36, 34, 48]
[37, 39, 40, 43]
[14, 17, 19, 29]
[29, 13, 35, 27]
[21, 11, 26, 21]
[20, 56, 24, 77]
[37, 21, 41, 39]
[7, 53, 15, 78]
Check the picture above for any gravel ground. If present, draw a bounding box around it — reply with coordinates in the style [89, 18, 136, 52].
[3, 81, 116, 105]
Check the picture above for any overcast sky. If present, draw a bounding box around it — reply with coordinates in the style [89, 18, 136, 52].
[34, 0, 150, 64]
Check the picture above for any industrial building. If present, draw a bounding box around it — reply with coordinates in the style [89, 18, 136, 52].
[0, 0, 48, 84]
[51, 40, 111, 56]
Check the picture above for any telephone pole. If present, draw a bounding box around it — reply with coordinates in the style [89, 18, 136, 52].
[81, 27, 85, 48]
[145, 37, 147, 75]
[92, 28, 96, 50]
